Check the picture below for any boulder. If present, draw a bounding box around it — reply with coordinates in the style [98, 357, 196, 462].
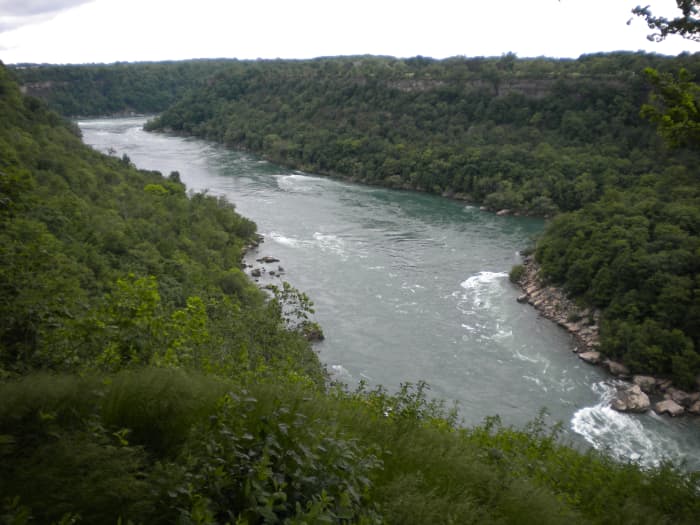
[657, 379, 673, 392]
[516, 294, 528, 303]
[256, 256, 280, 263]
[604, 360, 630, 377]
[688, 400, 700, 415]
[654, 399, 685, 417]
[251, 268, 262, 278]
[632, 375, 657, 393]
[578, 351, 601, 365]
[665, 388, 700, 408]
[496, 209, 510, 216]
[611, 385, 650, 413]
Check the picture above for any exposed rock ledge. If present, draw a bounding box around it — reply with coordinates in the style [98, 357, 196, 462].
[515, 256, 600, 353]
[515, 256, 700, 417]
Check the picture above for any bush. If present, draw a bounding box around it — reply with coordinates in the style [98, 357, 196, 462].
[509, 264, 526, 283]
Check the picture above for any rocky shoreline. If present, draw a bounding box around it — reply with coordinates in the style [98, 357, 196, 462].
[515, 256, 700, 417]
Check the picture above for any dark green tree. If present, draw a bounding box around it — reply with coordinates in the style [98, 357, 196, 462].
[632, 1, 700, 42]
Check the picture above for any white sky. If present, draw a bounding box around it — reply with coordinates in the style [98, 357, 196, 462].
[1, 0, 698, 64]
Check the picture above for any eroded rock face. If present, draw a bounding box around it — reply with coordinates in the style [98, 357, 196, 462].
[654, 399, 685, 417]
[611, 385, 650, 413]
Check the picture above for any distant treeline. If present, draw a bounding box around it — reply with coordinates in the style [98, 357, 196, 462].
[10, 59, 237, 116]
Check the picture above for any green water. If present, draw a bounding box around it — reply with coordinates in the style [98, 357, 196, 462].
[80, 117, 700, 470]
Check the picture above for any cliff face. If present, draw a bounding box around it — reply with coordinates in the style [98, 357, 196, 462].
[20, 80, 67, 96]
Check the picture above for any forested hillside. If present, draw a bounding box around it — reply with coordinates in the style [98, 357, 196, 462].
[11, 59, 237, 116]
[2, 62, 700, 523]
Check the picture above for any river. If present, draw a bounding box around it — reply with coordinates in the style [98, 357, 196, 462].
[79, 116, 700, 471]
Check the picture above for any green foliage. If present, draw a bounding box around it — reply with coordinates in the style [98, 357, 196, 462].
[10, 59, 239, 116]
[3, 372, 699, 524]
[0, 62, 323, 384]
[641, 67, 700, 150]
[632, 1, 700, 43]
[536, 170, 700, 387]
[509, 264, 526, 283]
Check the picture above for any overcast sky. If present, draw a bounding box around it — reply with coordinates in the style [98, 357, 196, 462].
[1, 0, 698, 64]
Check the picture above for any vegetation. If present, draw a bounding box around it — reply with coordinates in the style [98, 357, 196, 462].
[633, 0, 700, 43]
[2, 59, 700, 523]
[10, 60, 238, 116]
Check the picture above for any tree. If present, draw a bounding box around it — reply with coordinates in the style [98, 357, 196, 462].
[640, 67, 700, 149]
[632, 1, 700, 42]
[633, 2, 700, 150]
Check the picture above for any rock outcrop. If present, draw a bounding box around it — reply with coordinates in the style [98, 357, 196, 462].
[611, 385, 650, 413]
[515, 257, 600, 352]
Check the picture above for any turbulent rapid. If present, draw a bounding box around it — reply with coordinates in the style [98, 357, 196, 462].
[80, 117, 700, 470]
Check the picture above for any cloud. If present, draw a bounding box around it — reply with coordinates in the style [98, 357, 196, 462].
[0, 0, 93, 32]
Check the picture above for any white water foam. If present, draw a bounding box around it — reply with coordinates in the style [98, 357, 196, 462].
[276, 173, 325, 192]
[312, 232, 346, 257]
[571, 381, 682, 467]
[269, 231, 303, 248]
[457, 271, 508, 311]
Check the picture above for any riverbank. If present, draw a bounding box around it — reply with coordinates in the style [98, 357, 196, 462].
[515, 256, 700, 417]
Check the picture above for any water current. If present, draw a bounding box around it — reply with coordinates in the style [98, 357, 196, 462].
[79, 117, 700, 470]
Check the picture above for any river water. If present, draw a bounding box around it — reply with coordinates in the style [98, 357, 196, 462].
[79, 117, 700, 471]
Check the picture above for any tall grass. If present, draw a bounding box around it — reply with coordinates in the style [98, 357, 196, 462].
[1, 371, 698, 524]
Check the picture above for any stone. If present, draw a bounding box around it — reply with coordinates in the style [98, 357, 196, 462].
[657, 379, 673, 392]
[256, 255, 280, 263]
[665, 388, 696, 408]
[632, 375, 657, 393]
[496, 209, 510, 216]
[516, 294, 528, 303]
[688, 400, 700, 415]
[604, 360, 630, 377]
[611, 385, 650, 413]
[654, 399, 685, 417]
[251, 268, 262, 277]
[578, 351, 601, 365]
